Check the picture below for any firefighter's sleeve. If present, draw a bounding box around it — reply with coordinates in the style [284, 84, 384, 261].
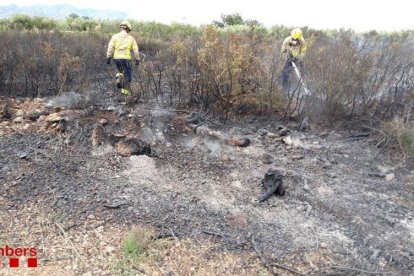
[132, 38, 140, 60]
[106, 35, 116, 59]
[281, 37, 290, 53]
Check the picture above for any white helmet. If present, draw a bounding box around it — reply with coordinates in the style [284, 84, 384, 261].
[120, 21, 131, 32]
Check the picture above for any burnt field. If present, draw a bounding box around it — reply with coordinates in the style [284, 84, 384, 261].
[1, 94, 413, 275]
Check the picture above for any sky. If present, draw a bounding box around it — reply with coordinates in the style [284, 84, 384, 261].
[2, 0, 413, 32]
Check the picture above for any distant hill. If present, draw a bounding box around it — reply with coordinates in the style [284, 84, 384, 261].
[0, 3, 128, 19]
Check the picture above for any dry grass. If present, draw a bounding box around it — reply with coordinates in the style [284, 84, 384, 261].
[112, 227, 267, 275]
[0, 198, 128, 275]
[380, 119, 414, 161]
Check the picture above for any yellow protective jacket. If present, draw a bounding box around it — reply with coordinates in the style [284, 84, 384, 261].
[106, 30, 139, 60]
[281, 36, 307, 59]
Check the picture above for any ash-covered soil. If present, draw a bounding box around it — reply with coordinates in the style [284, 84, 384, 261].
[1, 95, 413, 275]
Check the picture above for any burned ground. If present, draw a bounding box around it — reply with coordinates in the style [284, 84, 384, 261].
[0, 95, 413, 275]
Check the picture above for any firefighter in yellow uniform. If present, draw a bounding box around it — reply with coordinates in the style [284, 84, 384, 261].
[106, 21, 140, 96]
[280, 28, 307, 91]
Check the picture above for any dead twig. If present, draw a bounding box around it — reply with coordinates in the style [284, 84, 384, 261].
[154, 233, 174, 240]
[193, 120, 208, 134]
[165, 226, 180, 243]
[202, 230, 223, 237]
[59, 152, 108, 161]
[103, 202, 130, 209]
[375, 137, 388, 148]
[193, 119, 224, 134]
[35, 149, 59, 167]
[330, 265, 393, 275]
[247, 234, 304, 275]
[362, 124, 386, 135]
[345, 132, 370, 140]
[64, 223, 83, 232]
[271, 262, 304, 275]
[93, 218, 114, 229]
[247, 235, 277, 275]
[55, 223, 85, 265]
[142, 107, 191, 114]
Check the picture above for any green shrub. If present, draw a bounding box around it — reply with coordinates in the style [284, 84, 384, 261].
[122, 227, 155, 259]
[381, 120, 414, 158]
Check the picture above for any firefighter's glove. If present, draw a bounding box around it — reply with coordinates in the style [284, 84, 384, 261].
[135, 59, 140, 66]
[290, 57, 302, 64]
[106, 58, 112, 65]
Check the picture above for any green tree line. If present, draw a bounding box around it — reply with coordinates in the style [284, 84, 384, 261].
[2, 13, 411, 39]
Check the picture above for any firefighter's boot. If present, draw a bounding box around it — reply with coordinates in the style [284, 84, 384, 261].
[116, 73, 123, 89]
[121, 88, 129, 96]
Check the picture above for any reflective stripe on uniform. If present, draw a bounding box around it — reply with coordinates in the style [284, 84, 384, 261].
[113, 35, 134, 59]
[107, 30, 139, 61]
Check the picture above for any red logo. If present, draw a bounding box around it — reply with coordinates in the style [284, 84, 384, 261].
[0, 245, 38, 268]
